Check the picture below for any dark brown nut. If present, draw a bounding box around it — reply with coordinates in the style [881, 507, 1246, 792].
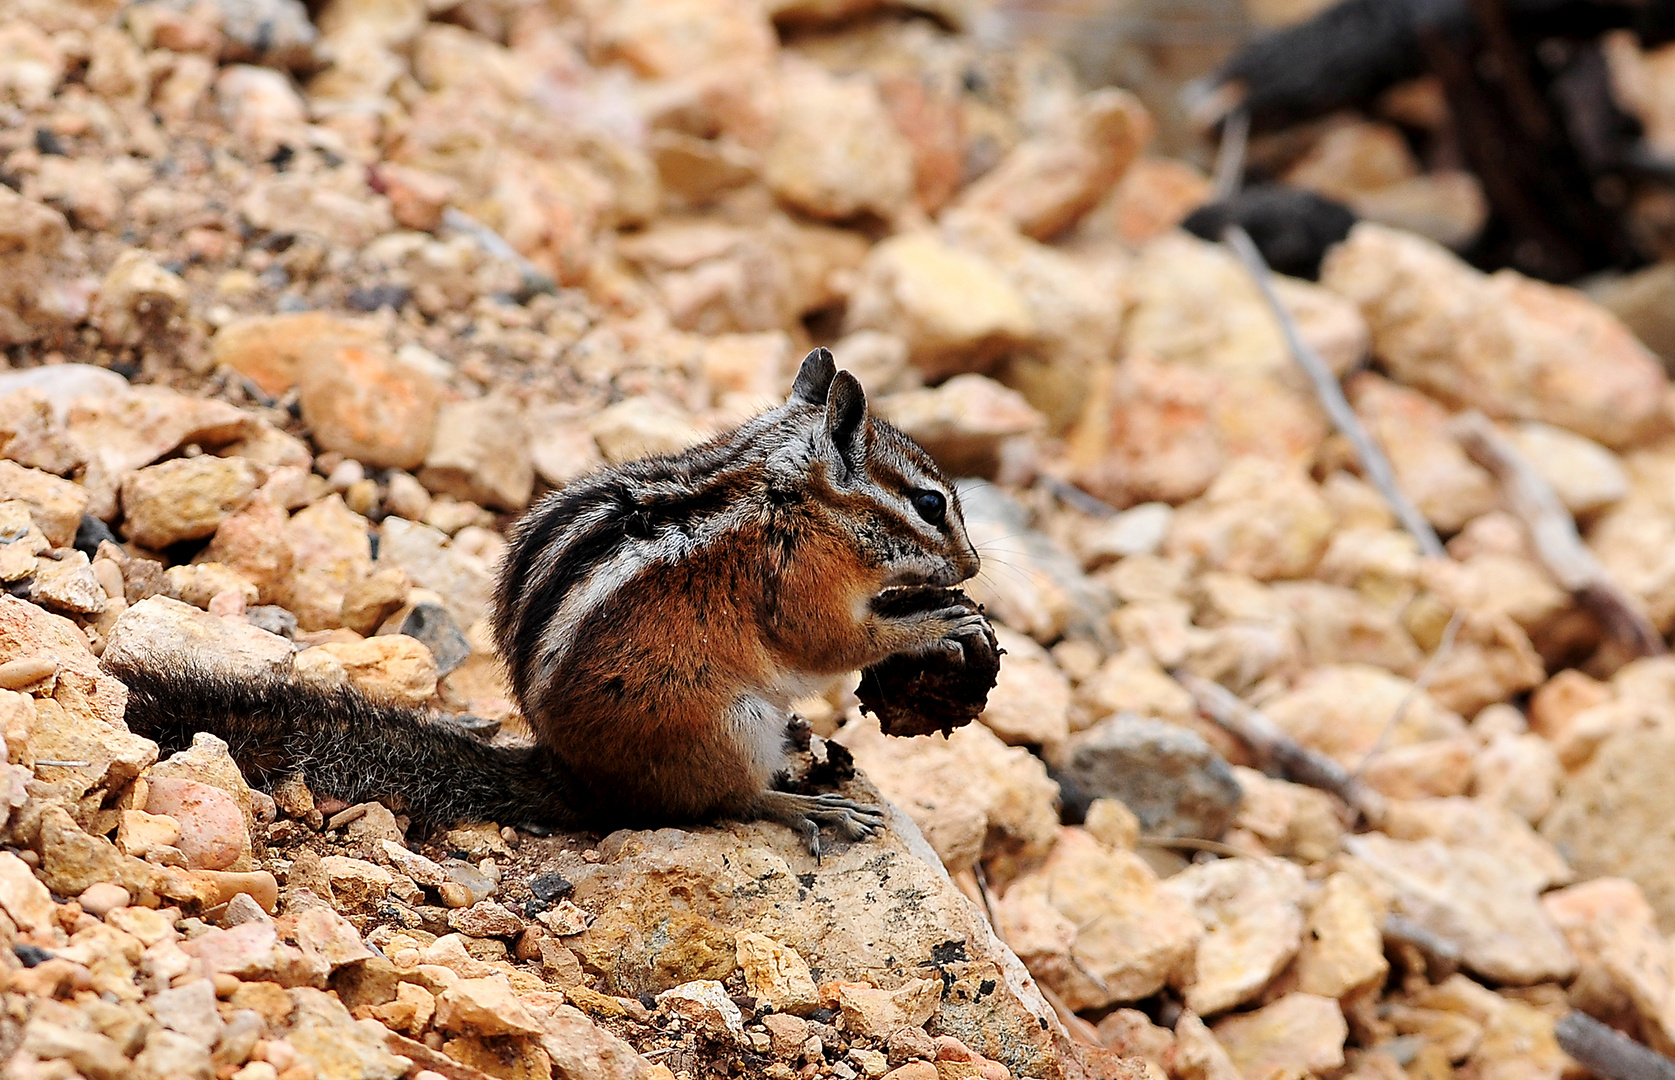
[855, 589, 1001, 738]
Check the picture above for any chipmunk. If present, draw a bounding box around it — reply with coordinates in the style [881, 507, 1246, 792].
[108, 348, 985, 855]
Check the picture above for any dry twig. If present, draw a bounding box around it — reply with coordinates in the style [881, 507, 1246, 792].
[1212, 106, 1250, 199]
[1355, 606, 1466, 781]
[1221, 225, 1445, 559]
[442, 207, 558, 298]
[1221, 219, 1463, 786]
[1555, 1011, 1675, 1080]
[1381, 914, 1462, 982]
[1451, 410, 1666, 658]
[1038, 984, 1106, 1048]
[1172, 670, 1387, 826]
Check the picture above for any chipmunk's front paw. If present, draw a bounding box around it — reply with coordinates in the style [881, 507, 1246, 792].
[752, 791, 886, 860]
[879, 603, 990, 657]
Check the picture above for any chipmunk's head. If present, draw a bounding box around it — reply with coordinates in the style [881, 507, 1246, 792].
[774, 347, 981, 591]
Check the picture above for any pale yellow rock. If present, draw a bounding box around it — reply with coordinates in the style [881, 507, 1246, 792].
[90, 249, 189, 348]
[30, 695, 158, 807]
[104, 595, 295, 680]
[1322, 222, 1668, 448]
[1417, 610, 1546, 719]
[122, 456, 260, 550]
[307, 634, 438, 705]
[1211, 993, 1347, 1077]
[1231, 768, 1346, 865]
[1543, 877, 1675, 1055]
[1271, 580, 1423, 675]
[1383, 796, 1571, 890]
[30, 550, 106, 616]
[1409, 975, 1567, 1080]
[1543, 724, 1675, 932]
[1124, 232, 1369, 381]
[1472, 731, 1561, 823]
[1358, 735, 1476, 799]
[1294, 873, 1388, 999]
[166, 562, 260, 609]
[589, 397, 708, 465]
[837, 717, 1059, 882]
[1075, 648, 1196, 729]
[1161, 857, 1307, 1016]
[0, 850, 56, 931]
[586, 0, 775, 80]
[764, 60, 914, 222]
[734, 930, 819, 1016]
[418, 395, 534, 512]
[1506, 420, 1628, 516]
[1261, 664, 1467, 770]
[0, 460, 89, 547]
[1347, 372, 1497, 532]
[321, 855, 396, 910]
[370, 981, 437, 1035]
[1346, 833, 1575, 984]
[977, 627, 1070, 747]
[876, 374, 1044, 480]
[996, 827, 1202, 1011]
[283, 495, 374, 631]
[434, 974, 545, 1037]
[844, 231, 1035, 380]
[952, 88, 1151, 240]
[116, 808, 183, 860]
[1172, 1011, 1241, 1080]
[835, 978, 941, 1039]
[1165, 458, 1335, 581]
[1084, 798, 1139, 851]
[1420, 551, 1569, 640]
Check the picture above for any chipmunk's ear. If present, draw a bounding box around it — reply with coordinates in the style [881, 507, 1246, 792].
[824, 370, 869, 473]
[791, 347, 836, 404]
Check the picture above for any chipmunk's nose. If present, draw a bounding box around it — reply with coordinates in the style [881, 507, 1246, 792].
[953, 547, 980, 582]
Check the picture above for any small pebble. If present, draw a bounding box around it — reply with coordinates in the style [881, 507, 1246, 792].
[326, 459, 366, 492]
[90, 558, 124, 599]
[326, 804, 369, 830]
[77, 881, 130, 916]
[438, 882, 475, 908]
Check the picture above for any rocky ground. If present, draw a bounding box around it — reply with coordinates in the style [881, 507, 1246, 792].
[4, 0, 1675, 1078]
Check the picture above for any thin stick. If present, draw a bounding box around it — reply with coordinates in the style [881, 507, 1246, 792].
[1038, 476, 1118, 519]
[1355, 606, 1466, 780]
[1221, 224, 1445, 559]
[1451, 410, 1666, 658]
[1555, 1011, 1675, 1080]
[973, 863, 1000, 934]
[1213, 106, 1250, 199]
[1038, 983, 1105, 1048]
[442, 208, 557, 298]
[1137, 835, 1249, 859]
[1172, 669, 1387, 826]
[1382, 914, 1461, 982]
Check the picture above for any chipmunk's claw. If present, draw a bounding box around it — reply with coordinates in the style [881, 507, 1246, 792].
[754, 791, 886, 859]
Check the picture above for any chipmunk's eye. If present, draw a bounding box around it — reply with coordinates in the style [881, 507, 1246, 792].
[910, 490, 946, 527]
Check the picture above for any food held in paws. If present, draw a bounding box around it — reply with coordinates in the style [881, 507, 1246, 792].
[855, 589, 1002, 737]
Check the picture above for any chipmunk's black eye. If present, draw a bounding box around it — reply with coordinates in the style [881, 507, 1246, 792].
[910, 490, 946, 527]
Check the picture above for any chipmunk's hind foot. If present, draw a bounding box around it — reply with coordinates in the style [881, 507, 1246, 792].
[752, 791, 886, 860]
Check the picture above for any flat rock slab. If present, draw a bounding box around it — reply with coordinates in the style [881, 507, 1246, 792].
[497, 772, 1084, 1080]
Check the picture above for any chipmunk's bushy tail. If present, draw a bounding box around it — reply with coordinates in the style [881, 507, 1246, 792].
[106, 658, 583, 829]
